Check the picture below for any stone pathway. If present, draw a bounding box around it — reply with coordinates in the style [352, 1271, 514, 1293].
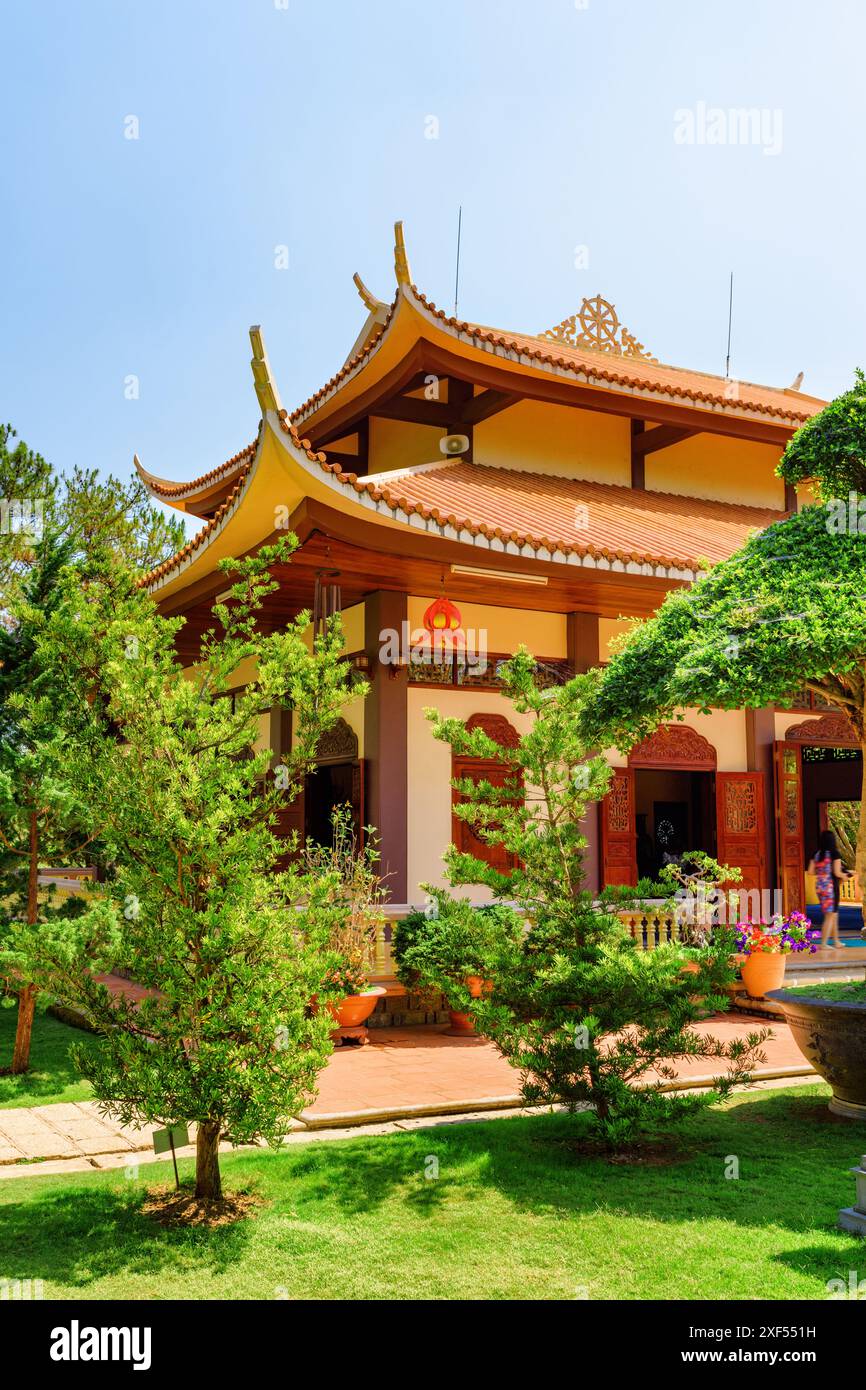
[0, 1102, 151, 1167]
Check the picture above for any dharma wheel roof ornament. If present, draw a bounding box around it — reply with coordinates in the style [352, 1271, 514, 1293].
[539, 294, 658, 363]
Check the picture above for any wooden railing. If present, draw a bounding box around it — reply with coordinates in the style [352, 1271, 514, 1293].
[804, 872, 861, 906]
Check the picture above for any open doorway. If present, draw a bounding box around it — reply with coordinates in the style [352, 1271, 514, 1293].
[633, 768, 716, 880]
[304, 760, 356, 847]
[802, 744, 862, 933]
[802, 745, 862, 863]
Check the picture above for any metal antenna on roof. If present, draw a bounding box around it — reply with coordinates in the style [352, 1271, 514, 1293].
[453, 206, 463, 317]
[725, 271, 734, 378]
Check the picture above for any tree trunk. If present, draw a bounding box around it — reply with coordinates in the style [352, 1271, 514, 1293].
[11, 985, 37, 1075]
[11, 813, 40, 1075]
[195, 1121, 223, 1201]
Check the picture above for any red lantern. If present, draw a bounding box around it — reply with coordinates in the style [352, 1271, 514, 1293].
[422, 596, 462, 634]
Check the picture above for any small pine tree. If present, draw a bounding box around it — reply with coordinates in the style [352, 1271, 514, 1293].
[421, 650, 769, 1149]
[6, 540, 363, 1200]
[0, 425, 184, 1072]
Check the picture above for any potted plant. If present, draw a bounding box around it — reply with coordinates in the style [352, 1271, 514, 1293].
[302, 806, 387, 1037]
[393, 896, 518, 1037]
[767, 980, 866, 1118]
[734, 911, 815, 998]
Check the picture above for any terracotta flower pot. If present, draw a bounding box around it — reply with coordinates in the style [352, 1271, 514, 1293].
[445, 975, 489, 1038]
[740, 951, 786, 999]
[329, 986, 386, 1028]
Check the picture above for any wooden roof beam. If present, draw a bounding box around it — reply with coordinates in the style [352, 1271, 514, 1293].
[631, 424, 700, 458]
[370, 396, 452, 428]
[462, 388, 519, 425]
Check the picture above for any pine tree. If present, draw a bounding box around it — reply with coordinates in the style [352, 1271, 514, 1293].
[420, 652, 769, 1149]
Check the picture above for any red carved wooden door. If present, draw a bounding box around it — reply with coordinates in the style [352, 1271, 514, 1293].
[716, 772, 767, 895]
[452, 757, 520, 873]
[452, 713, 521, 874]
[773, 742, 805, 912]
[601, 767, 637, 887]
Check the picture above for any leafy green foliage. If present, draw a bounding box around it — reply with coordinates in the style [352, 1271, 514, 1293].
[2, 539, 364, 1196]
[779, 368, 866, 499]
[0, 424, 188, 1071]
[581, 504, 866, 754]
[413, 651, 768, 1148]
[393, 899, 521, 1001]
[300, 806, 386, 997]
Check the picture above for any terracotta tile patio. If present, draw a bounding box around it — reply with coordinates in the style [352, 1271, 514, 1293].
[306, 1014, 812, 1119]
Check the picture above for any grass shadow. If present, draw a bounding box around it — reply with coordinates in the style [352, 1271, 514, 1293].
[0, 1176, 255, 1289]
[260, 1084, 866, 1240]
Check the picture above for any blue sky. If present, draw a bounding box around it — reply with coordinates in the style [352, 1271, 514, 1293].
[3, 0, 865, 533]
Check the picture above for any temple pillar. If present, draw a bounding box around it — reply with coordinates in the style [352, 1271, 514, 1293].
[745, 706, 778, 894]
[567, 611, 601, 674]
[364, 591, 409, 901]
[568, 611, 602, 891]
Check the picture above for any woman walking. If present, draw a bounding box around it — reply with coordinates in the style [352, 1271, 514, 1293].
[807, 830, 852, 949]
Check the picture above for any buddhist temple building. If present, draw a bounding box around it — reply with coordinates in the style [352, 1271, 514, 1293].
[137, 221, 851, 936]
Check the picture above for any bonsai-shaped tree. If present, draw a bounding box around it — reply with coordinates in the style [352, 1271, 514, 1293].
[5, 538, 362, 1203]
[580, 374, 866, 886]
[0, 425, 185, 1072]
[420, 651, 768, 1149]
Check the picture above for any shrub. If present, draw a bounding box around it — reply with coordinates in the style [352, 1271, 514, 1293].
[423, 650, 770, 1149]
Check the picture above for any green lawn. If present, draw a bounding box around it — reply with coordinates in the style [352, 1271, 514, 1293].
[1, 1083, 864, 1300]
[0, 998, 97, 1109]
[787, 981, 866, 1003]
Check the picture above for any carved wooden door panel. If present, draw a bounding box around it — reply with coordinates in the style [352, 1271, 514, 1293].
[773, 742, 805, 912]
[716, 771, 767, 896]
[601, 767, 637, 887]
[451, 757, 520, 873]
[451, 713, 521, 874]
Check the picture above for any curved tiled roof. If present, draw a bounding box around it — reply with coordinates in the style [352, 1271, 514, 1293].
[139, 449, 258, 588]
[273, 416, 780, 573]
[289, 283, 820, 432]
[136, 440, 258, 502]
[290, 297, 398, 421]
[142, 409, 790, 593]
[408, 289, 819, 425]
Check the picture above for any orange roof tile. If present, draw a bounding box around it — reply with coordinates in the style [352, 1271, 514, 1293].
[411, 289, 820, 425]
[139, 440, 258, 501]
[141, 410, 789, 592]
[275, 418, 780, 572]
[138, 453, 256, 587]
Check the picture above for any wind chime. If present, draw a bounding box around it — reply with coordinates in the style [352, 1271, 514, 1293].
[313, 568, 342, 639]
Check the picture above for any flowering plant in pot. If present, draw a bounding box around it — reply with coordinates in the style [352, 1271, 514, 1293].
[734, 912, 815, 998]
[302, 805, 387, 1032]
